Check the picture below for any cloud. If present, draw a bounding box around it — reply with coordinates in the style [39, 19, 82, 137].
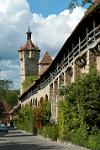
[0, 0, 31, 60]
[30, 7, 85, 57]
[0, 0, 85, 60]
[0, 0, 85, 89]
[0, 0, 30, 88]
[1, 60, 19, 70]
[0, 59, 19, 89]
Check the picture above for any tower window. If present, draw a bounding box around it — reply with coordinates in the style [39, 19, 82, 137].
[29, 51, 32, 58]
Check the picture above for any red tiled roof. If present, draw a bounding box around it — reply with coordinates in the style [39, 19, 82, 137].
[18, 40, 40, 51]
[39, 51, 53, 64]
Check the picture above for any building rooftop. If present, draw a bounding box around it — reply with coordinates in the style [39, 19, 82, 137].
[18, 26, 40, 52]
[39, 51, 53, 65]
[19, 40, 40, 51]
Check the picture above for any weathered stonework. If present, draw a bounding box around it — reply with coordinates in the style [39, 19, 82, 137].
[89, 50, 96, 68]
[18, 28, 40, 94]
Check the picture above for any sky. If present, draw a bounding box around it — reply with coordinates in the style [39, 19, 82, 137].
[0, 0, 87, 89]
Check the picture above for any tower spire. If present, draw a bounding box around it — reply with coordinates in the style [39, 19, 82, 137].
[26, 25, 32, 41]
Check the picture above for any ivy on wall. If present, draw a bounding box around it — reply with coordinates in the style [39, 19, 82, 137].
[22, 75, 37, 91]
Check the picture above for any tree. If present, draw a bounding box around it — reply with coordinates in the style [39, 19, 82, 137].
[58, 69, 100, 148]
[6, 90, 19, 109]
[40, 99, 51, 125]
[0, 79, 13, 100]
[0, 79, 19, 119]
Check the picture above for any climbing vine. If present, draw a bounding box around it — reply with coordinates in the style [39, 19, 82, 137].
[22, 75, 37, 91]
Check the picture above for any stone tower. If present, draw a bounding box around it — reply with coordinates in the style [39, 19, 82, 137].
[18, 27, 40, 94]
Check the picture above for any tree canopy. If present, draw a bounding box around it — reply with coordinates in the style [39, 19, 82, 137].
[0, 79, 19, 119]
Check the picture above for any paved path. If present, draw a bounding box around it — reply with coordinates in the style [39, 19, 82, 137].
[0, 129, 90, 150]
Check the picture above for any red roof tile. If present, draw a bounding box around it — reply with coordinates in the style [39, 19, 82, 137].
[18, 40, 40, 51]
[39, 51, 53, 64]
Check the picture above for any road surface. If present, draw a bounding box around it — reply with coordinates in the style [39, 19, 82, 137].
[0, 129, 90, 150]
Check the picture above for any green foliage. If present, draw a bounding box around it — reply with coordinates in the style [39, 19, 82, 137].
[57, 69, 100, 149]
[38, 99, 58, 141]
[6, 90, 19, 109]
[15, 69, 100, 149]
[40, 99, 51, 125]
[32, 99, 51, 137]
[32, 99, 51, 129]
[22, 75, 37, 91]
[88, 131, 100, 150]
[0, 102, 5, 119]
[0, 79, 13, 100]
[57, 101, 71, 141]
[48, 124, 58, 141]
[70, 127, 88, 146]
[0, 80, 18, 119]
[15, 106, 34, 133]
[15, 98, 51, 136]
[39, 124, 58, 141]
[0, 80, 13, 90]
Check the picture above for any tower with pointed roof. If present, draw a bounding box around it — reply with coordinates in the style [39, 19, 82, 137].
[39, 51, 52, 76]
[18, 27, 40, 94]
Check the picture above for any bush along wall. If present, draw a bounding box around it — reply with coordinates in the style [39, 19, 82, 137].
[15, 99, 52, 136]
[57, 69, 100, 150]
[15, 106, 34, 133]
[15, 69, 100, 149]
[33, 99, 59, 141]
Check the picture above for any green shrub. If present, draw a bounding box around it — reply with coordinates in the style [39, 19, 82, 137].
[57, 69, 100, 149]
[39, 124, 58, 141]
[70, 127, 88, 147]
[57, 101, 71, 141]
[40, 126, 50, 138]
[15, 106, 34, 133]
[88, 131, 100, 150]
[40, 99, 51, 125]
[49, 124, 58, 141]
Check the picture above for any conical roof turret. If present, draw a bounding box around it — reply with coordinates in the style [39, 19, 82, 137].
[39, 51, 52, 65]
[18, 27, 40, 52]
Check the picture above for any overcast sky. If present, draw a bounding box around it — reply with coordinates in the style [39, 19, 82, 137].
[0, 0, 86, 89]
